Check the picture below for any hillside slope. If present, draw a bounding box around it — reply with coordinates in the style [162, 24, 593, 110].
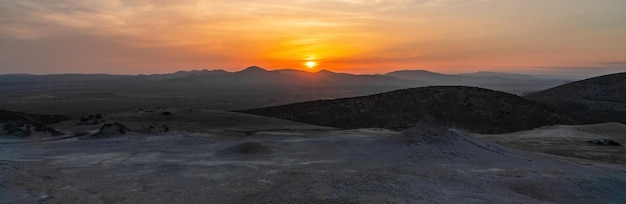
[0, 109, 70, 125]
[526, 73, 626, 124]
[239, 86, 571, 133]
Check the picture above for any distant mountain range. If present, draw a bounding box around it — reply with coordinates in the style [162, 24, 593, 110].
[0, 66, 596, 117]
[239, 86, 573, 133]
[0, 66, 575, 94]
[526, 73, 626, 124]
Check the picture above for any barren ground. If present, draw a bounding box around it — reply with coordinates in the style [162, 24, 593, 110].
[473, 123, 626, 164]
[1, 112, 625, 203]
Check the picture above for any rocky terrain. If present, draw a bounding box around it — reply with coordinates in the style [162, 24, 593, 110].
[1, 117, 624, 203]
[240, 86, 572, 133]
[526, 72, 626, 124]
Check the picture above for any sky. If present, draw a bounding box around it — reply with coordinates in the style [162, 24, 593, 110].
[1, 0, 625, 75]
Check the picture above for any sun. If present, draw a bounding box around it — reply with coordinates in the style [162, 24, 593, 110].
[305, 61, 317, 69]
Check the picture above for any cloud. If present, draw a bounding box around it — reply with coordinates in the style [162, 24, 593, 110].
[0, 32, 234, 74]
[0, 0, 375, 43]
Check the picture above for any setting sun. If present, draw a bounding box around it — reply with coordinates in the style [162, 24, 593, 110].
[305, 61, 317, 69]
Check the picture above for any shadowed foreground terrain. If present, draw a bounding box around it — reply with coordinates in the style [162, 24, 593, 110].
[240, 86, 571, 133]
[1, 116, 625, 203]
[474, 123, 626, 164]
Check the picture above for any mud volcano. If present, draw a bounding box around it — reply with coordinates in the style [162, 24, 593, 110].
[90, 122, 131, 138]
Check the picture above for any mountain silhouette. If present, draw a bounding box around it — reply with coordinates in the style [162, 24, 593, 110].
[0, 67, 582, 116]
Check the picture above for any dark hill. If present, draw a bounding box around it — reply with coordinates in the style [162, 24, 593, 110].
[238, 86, 571, 133]
[0, 109, 71, 125]
[526, 72, 626, 124]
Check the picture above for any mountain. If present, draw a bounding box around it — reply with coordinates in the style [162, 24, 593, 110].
[0, 67, 577, 117]
[0, 74, 129, 82]
[458, 71, 582, 81]
[526, 72, 626, 124]
[235, 66, 268, 74]
[385, 70, 451, 80]
[139, 69, 229, 80]
[384, 70, 573, 95]
[457, 71, 539, 80]
[238, 86, 572, 133]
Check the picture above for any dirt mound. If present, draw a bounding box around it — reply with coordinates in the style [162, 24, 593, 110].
[90, 122, 131, 138]
[240, 86, 571, 133]
[220, 142, 273, 154]
[395, 116, 510, 157]
[400, 116, 457, 144]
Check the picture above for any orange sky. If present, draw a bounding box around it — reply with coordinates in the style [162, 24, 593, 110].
[1, 0, 625, 75]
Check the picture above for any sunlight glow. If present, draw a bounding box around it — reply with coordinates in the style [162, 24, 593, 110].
[306, 61, 317, 69]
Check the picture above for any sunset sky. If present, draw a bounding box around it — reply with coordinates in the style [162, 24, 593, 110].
[1, 0, 625, 75]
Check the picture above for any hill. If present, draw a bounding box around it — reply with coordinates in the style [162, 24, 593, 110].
[238, 86, 571, 133]
[525, 72, 626, 124]
[384, 70, 574, 95]
[0, 109, 70, 125]
[385, 70, 451, 80]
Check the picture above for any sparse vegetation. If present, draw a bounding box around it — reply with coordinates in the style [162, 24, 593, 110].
[240, 86, 572, 133]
